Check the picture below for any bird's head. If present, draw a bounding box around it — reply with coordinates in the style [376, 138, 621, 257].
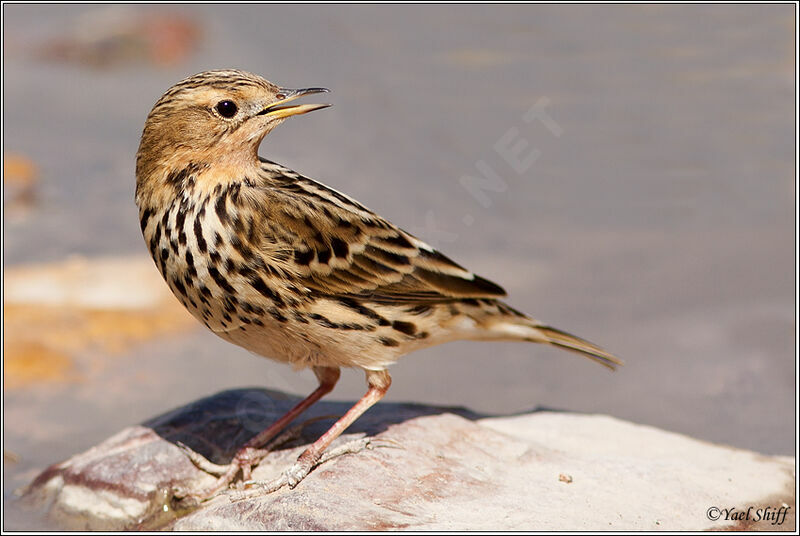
[136, 69, 329, 197]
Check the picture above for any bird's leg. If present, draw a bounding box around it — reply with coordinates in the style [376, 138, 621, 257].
[283, 369, 391, 488]
[179, 366, 340, 502]
[234, 366, 341, 480]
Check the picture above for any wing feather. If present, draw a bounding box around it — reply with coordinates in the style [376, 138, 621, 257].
[255, 160, 507, 304]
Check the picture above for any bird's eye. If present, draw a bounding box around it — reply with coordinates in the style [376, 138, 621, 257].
[215, 100, 238, 118]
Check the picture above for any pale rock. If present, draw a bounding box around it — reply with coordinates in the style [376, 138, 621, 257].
[19, 389, 795, 531]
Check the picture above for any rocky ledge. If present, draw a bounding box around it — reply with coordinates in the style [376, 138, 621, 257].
[19, 389, 795, 531]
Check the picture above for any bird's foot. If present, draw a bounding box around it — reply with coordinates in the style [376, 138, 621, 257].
[171, 420, 309, 508]
[225, 436, 400, 502]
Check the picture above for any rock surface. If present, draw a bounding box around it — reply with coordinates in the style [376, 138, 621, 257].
[20, 389, 795, 531]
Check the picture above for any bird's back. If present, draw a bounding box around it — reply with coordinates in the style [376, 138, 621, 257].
[139, 156, 620, 370]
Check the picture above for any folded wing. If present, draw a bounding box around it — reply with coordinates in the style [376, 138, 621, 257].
[256, 160, 506, 304]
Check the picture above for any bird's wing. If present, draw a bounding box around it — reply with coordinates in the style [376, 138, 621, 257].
[254, 159, 506, 304]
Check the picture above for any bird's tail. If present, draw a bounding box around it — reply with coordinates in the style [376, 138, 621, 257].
[471, 303, 623, 370]
[526, 323, 622, 370]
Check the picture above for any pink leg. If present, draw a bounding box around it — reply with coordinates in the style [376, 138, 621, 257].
[286, 369, 391, 487]
[242, 366, 341, 452]
[190, 366, 341, 499]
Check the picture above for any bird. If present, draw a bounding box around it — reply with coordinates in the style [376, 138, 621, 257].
[135, 69, 621, 501]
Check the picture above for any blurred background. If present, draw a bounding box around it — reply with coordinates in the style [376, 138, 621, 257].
[3, 4, 795, 528]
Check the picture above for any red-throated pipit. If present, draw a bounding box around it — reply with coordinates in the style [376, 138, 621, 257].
[135, 69, 621, 502]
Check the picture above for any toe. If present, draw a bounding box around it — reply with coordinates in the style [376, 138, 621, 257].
[286, 461, 312, 488]
[177, 442, 231, 476]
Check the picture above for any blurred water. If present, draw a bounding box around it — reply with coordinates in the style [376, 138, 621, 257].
[2, 4, 795, 529]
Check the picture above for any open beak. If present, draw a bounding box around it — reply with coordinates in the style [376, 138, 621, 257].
[258, 87, 331, 119]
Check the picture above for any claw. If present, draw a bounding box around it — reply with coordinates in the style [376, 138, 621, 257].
[364, 436, 404, 450]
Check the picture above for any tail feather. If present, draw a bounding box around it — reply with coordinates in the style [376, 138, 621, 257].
[534, 324, 623, 370]
[486, 317, 623, 370]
